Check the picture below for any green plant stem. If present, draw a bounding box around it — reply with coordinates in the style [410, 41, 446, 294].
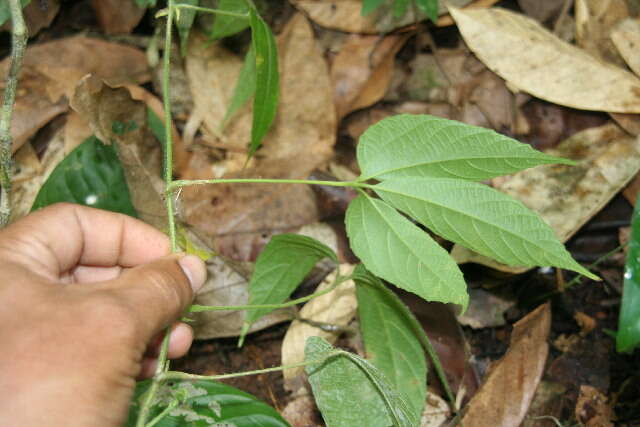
[170, 178, 365, 191]
[0, 0, 27, 227]
[146, 395, 181, 427]
[170, 4, 249, 18]
[159, 351, 342, 382]
[189, 274, 351, 313]
[136, 4, 176, 426]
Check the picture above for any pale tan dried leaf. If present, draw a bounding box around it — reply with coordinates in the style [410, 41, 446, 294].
[575, 0, 628, 66]
[436, 0, 500, 27]
[91, 0, 146, 34]
[450, 6, 640, 113]
[70, 76, 166, 229]
[0, 36, 149, 152]
[453, 123, 640, 273]
[421, 392, 450, 427]
[461, 304, 551, 427]
[332, 34, 408, 120]
[281, 264, 356, 390]
[292, 0, 472, 33]
[611, 18, 640, 77]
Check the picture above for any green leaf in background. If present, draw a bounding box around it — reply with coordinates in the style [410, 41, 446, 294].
[346, 194, 468, 309]
[209, 0, 250, 40]
[247, 7, 279, 159]
[135, 0, 157, 8]
[221, 46, 256, 130]
[0, 0, 30, 26]
[176, 0, 199, 56]
[240, 234, 338, 344]
[357, 114, 574, 182]
[374, 177, 599, 280]
[393, 0, 410, 18]
[305, 336, 418, 427]
[31, 136, 137, 217]
[415, 0, 438, 22]
[617, 197, 640, 352]
[361, 0, 385, 15]
[354, 265, 427, 421]
[127, 379, 290, 427]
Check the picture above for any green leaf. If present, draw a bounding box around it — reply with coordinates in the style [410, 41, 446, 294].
[415, 0, 438, 22]
[357, 114, 574, 182]
[345, 194, 468, 309]
[221, 46, 256, 130]
[393, 0, 410, 18]
[361, 0, 385, 15]
[241, 234, 338, 343]
[354, 265, 427, 421]
[305, 336, 418, 427]
[374, 177, 598, 280]
[0, 0, 30, 26]
[135, 0, 157, 8]
[617, 198, 640, 352]
[209, 0, 250, 40]
[31, 136, 137, 217]
[176, 0, 199, 56]
[126, 379, 290, 427]
[247, 8, 279, 159]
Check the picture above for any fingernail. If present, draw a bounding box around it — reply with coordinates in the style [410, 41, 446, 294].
[178, 255, 206, 293]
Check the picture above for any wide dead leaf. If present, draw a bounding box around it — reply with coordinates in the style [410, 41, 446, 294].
[281, 264, 356, 390]
[611, 18, 640, 77]
[453, 123, 640, 272]
[450, 6, 640, 113]
[0, 35, 149, 152]
[332, 34, 408, 120]
[460, 303, 551, 426]
[181, 14, 335, 260]
[291, 0, 473, 34]
[1, 0, 59, 36]
[90, 0, 146, 34]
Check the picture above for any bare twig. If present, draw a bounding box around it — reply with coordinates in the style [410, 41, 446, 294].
[0, 0, 28, 227]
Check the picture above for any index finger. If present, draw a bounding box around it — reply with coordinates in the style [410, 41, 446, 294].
[0, 203, 170, 277]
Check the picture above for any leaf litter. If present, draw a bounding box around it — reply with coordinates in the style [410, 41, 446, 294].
[8, 1, 640, 425]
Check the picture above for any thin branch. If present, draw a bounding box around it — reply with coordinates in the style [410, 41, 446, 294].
[0, 0, 27, 227]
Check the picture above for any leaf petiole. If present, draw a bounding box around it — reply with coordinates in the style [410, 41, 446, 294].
[169, 178, 373, 191]
[157, 4, 250, 19]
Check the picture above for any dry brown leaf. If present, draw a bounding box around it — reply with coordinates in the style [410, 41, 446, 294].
[420, 392, 451, 427]
[292, 0, 473, 33]
[1, 0, 60, 36]
[575, 385, 614, 427]
[611, 18, 640, 77]
[332, 34, 408, 120]
[435, 0, 500, 27]
[461, 303, 551, 427]
[453, 123, 640, 272]
[281, 265, 356, 390]
[450, 6, 640, 113]
[0, 36, 149, 153]
[63, 111, 93, 154]
[623, 171, 640, 205]
[575, 0, 629, 66]
[517, 0, 565, 23]
[181, 14, 335, 260]
[70, 76, 166, 229]
[90, 0, 146, 34]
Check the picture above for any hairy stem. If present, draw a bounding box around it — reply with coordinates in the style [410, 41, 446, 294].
[189, 273, 351, 313]
[170, 3, 249, 18]
[0, 0, 27, 227]
[136, 4, 176, 426]
[159, 351, 342, 382]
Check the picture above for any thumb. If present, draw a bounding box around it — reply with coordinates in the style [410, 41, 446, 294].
[106, 255, 206, 343]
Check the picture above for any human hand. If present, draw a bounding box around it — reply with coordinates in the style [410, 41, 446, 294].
[0, 203, 206, 426]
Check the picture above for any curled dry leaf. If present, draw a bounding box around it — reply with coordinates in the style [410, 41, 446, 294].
[281, 264, 356, 391]
[291, 0, 473, 34]
[90, 0, 146, 35]
[453, 123, 640, 272]
[460, 303, 551, 427]
[450, 6, 640, 113]
[0, 35, 149, 152]
[332, 34, 408, 120]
